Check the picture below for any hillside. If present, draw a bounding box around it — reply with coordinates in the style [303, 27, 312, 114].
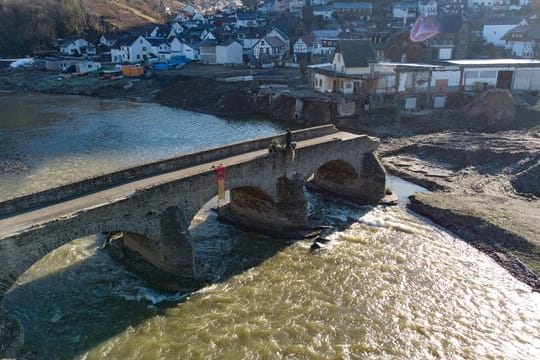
[0, 0, 186, 56]
[80, 0, 182, 29]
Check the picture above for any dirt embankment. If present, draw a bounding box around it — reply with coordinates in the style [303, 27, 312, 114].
[377, 91, 540, 289]
[155, 75, 261, 118]
[0, 67, 180, 102]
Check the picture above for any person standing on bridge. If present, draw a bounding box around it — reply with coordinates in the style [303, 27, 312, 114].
[285, 129, 296, 151]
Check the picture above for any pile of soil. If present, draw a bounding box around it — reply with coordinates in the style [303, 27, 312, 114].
[455, 89, 519, 131]
[156, 76, 260, 118]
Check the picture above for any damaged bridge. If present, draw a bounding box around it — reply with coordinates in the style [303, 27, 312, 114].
[0, 124, 387, 356]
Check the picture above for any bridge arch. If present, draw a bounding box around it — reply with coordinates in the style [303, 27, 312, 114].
[0, 221, 158, 298]
[298, 152, 386, 204]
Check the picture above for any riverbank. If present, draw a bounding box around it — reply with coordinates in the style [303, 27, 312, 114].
[378, 128, 540, 290]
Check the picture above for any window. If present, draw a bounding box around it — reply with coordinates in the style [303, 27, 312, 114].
[143, 47, 147, 51]
[137, 54, 140, 59]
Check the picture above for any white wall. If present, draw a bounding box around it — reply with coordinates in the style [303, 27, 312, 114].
[462, 67, 501, 88]
[431, 70, 461, 87]
[483, 24, 517, 47]
[216, 42, 243, 64]
[514, 67, 540, 90]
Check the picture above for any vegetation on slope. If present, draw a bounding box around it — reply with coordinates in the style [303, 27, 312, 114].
[0, 0, 183, 56]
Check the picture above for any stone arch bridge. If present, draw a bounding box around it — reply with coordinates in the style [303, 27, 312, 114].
[0, 125, 387, 355]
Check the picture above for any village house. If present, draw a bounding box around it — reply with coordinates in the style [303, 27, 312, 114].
[311, 29, 341, 56]
[332, 2, 373, 21]
[170, 37, 199, 61]
[483, 17, 524, 47]
[216, 40, 244, 64]
[423, 15, 469, 60]
[252, 36, 287, 60]
[99, 35, 124, 48]
[235, 11, 259, 28]
[374, 30, 424, 63]
[313, 5, 333, 20]
[58, 38, 96, 56]
[437, 0, 465, 14]
[418, 0, 437, 16]
[502, 22, 540, 58]
[392, 1, 417, 25]
[293, 35, 315, 62]
[148, 39, 171, 61]
[310, 39, 377, 94]
[110, 36, 152, 64]
[267, 28, 290, 57]
[237, 27, 267, 61]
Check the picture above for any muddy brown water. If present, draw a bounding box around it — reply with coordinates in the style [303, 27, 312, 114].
[1, 94, 539, 359]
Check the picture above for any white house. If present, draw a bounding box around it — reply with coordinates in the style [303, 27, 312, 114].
[216, 40, 244, 64]
[293, 36, 314, 61]
[267, 28, 290, 56]
[311, 39, 376, 94]
[110, 36, 152, 64]
[418, 0, 437, 16]
[252, 37, 286, 60]
[483, 17, 524, 47]
[148, 39, 172, 61]
[311, 30, 341, 55]
[392, 1, 417, 20]
[170, 37, 198, 61]
[168, 22, 185, 38]
[99, 35, 122, 48]
[313, 5, 333, 20]
[502, 23, 540, 58]
[235, 12, 259, 27]
[200, 30, 217, 41]
[59, 38, 95, 56]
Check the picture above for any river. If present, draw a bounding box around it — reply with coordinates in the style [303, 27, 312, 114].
[1, 94, 540, 359]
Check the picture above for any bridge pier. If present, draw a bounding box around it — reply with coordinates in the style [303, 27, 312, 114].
[220, 174, 308, 236]
[0, 307, 22, 358]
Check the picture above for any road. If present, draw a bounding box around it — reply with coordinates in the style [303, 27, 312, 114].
[0, 131, 359, 238]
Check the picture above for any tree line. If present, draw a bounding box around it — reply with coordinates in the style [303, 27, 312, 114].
[0, 0, 113, 56]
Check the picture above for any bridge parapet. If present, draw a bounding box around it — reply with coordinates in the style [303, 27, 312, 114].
[0, 125, 338, 217]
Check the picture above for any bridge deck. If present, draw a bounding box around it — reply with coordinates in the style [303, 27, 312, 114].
[0, 131, 361, 238]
